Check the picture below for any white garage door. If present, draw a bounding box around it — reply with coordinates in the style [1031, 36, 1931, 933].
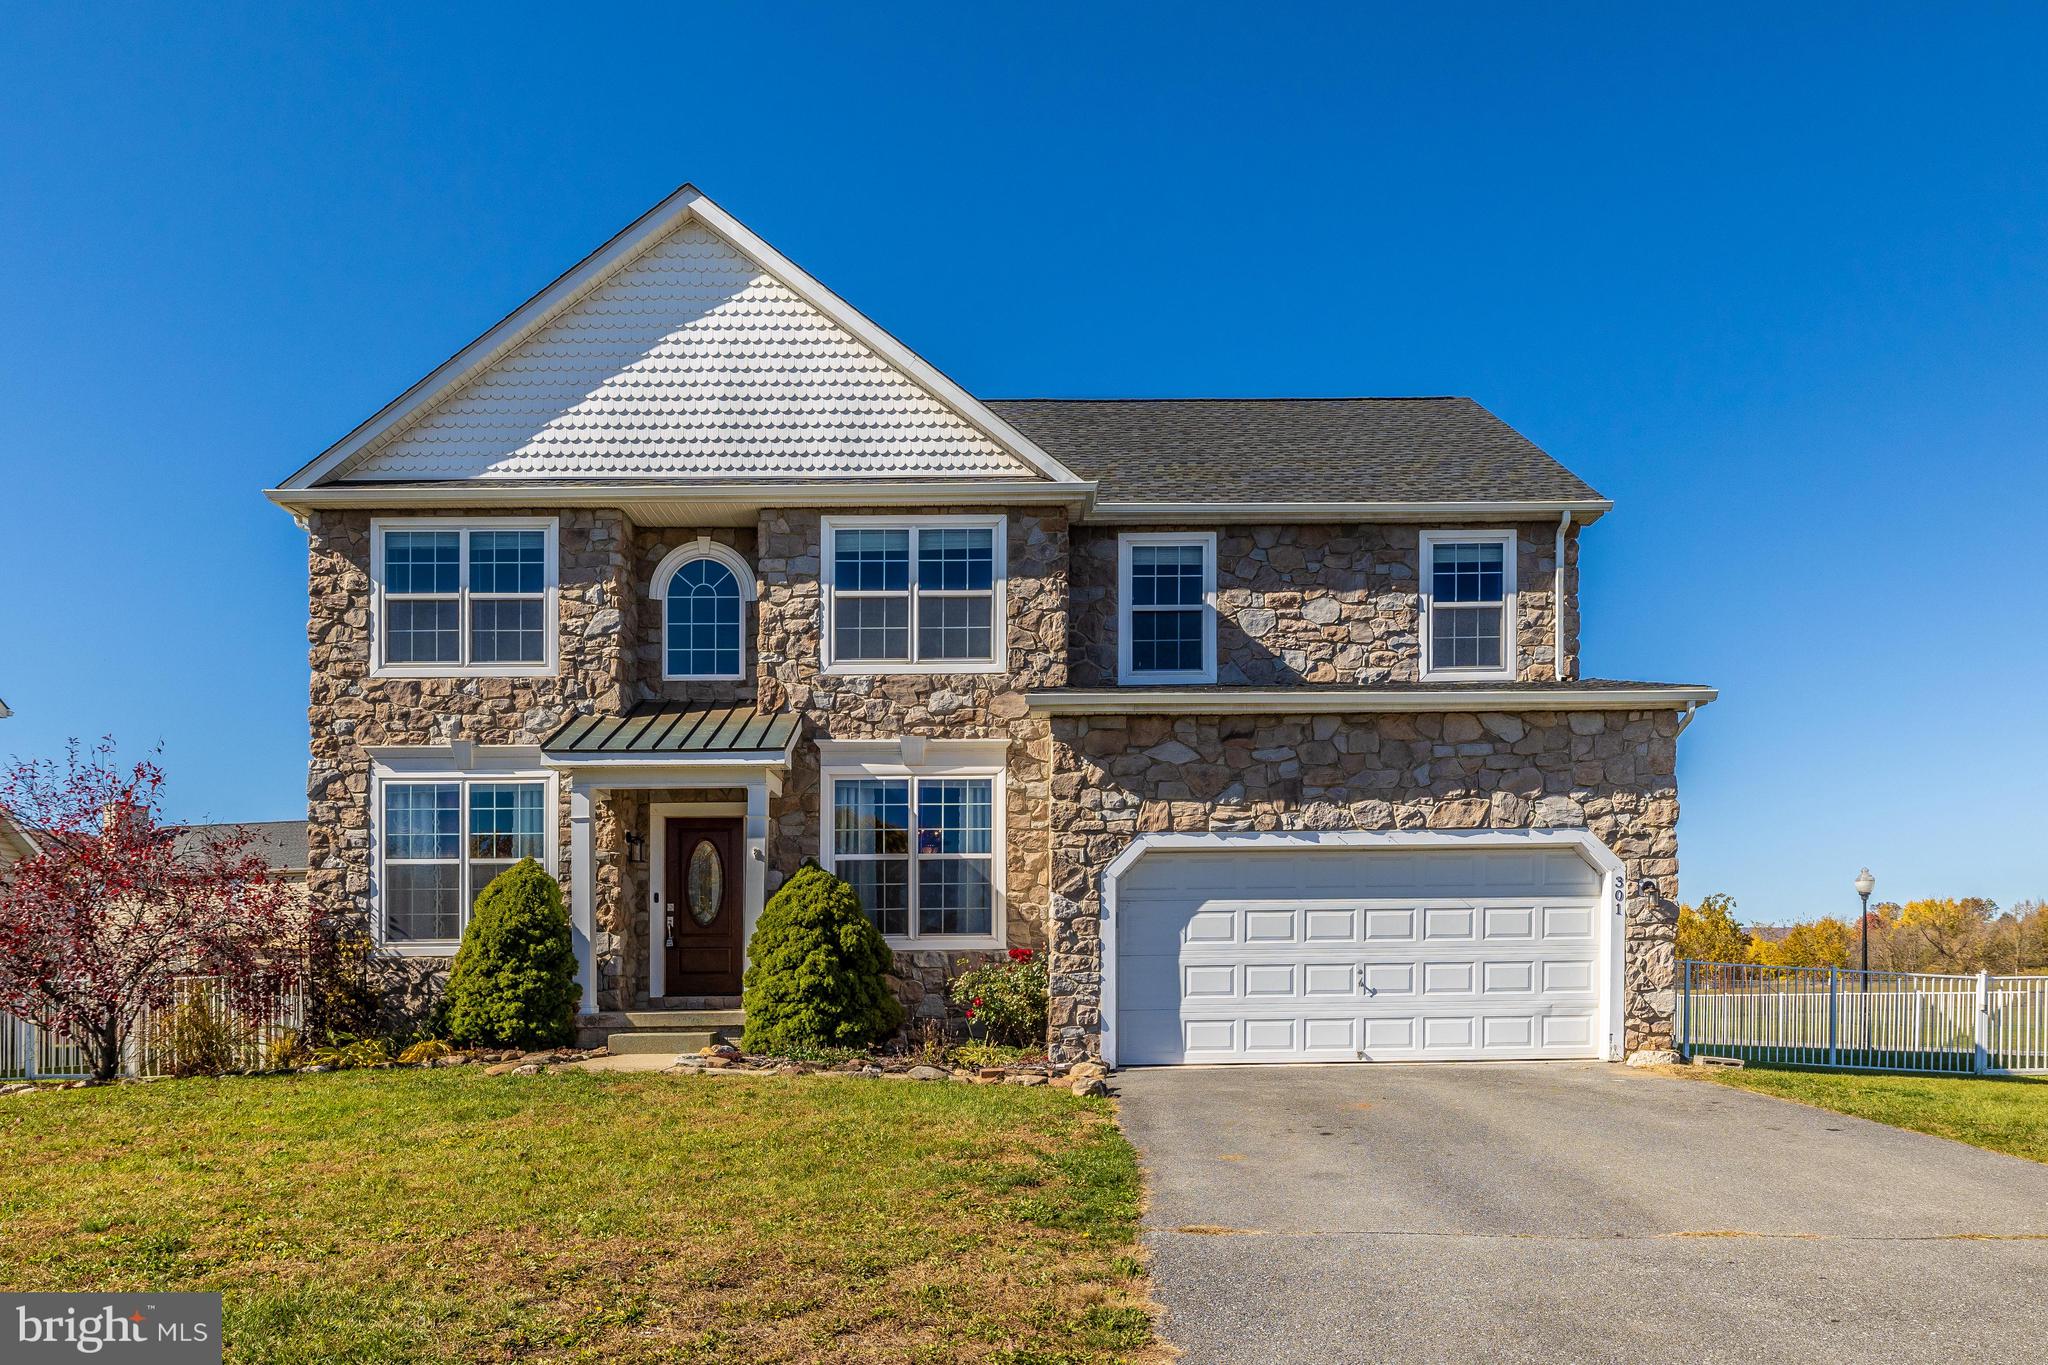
[1114, 843, 1608, 1065]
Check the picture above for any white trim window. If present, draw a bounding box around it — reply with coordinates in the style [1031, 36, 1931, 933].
[820, 515, 1007, 673]
[371, 518, 558, 676]
[1117, 531, 1217, 684]
[652, 540, 755, 681]
[376, 772, 553, 949]
[1419, 529, 1518, 681]
[821, 749, 1005, 947]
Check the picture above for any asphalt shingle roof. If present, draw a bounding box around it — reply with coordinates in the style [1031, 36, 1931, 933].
[168, 821, 308, 874]
[986, 397, 1602, 506]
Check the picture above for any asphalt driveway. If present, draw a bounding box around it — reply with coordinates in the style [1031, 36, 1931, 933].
[1117, 1063, 2048, 1364]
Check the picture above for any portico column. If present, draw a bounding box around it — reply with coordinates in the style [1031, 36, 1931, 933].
[569, 777, 597, 1014]
[743, 778, 769, 948]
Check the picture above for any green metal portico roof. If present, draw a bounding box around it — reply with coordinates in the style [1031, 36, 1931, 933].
[542, 700, 798, 759]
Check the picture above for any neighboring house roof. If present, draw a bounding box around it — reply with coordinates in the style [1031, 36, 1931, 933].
[274, 186, 1083, 490]
[166, 821, 309, 876]
[0, 697, 12, 719]
[987, 398, 1603, 508]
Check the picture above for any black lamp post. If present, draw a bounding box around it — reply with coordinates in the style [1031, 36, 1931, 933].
[1854, 867, 1875, 986]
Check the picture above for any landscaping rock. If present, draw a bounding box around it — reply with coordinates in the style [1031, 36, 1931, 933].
[1007, 1074, 1047, 1087]
[704, 1055, 733, 1069]
[1072, 1077, 1109, 1098]
[484, 1062, 519, 1076]
[511, 1063, 543, 1076]
[977, 1067, 1007, 1081]
[1067, 1061, 1107, 1080]
[1626, 1050, 1681, 1068]
[0, 1082, 35, 1096]
[905, 1065, 949, 1082]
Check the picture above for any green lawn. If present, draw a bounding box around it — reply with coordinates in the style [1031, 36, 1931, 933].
[0, 1069, 1156, 1364]
[1701, 1065, 2048, 1163]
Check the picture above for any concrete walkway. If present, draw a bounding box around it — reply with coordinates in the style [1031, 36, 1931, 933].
[1116, 1062, 2048, 1363]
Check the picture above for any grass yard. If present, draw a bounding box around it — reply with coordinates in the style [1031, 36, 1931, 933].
[1700, 1065, 2048, 1164]
[0, 1069, 1156, 1364]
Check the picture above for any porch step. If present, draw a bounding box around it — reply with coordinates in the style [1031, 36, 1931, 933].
[594, 1008, 746, 1056]
[607, 1029, 732, 1056]
[651, 996, 742, 1011]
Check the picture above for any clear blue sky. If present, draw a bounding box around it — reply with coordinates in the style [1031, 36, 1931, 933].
[3, 4, 2043, 925]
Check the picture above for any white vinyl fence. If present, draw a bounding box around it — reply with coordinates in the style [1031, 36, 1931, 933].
[1680, 960, 2048, 1075]
[2, 976, 304, 1081]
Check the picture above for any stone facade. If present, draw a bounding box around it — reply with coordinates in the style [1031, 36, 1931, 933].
[1043, 707, 1681, 1061]
[303, 500, 1680, 1049]
[303, 507, 630, 1016]
[1069, 521, 1579, 685]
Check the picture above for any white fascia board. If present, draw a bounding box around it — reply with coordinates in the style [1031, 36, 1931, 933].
[1026, 685, 1719, 715]
[265, 479, 1096, 513]
[279, 186, 1085, 492]
[1081, 498, 1613, 525]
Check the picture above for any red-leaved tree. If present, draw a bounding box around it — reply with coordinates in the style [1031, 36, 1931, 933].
[0, 740, 311, 1080]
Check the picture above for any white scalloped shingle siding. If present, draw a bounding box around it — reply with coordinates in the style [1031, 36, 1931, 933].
[340, 221, 1031, 482]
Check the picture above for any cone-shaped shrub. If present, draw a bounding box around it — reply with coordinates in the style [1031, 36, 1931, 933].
[742, 860, 905, 1053]
[445, 859, 577, 1048]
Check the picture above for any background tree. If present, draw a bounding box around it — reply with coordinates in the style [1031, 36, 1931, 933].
[1750, 917, 1854, 969]
[1896, 897, 1998, 973]
[1676, 892, 1750, 963]
[0, 740, 309, 1080]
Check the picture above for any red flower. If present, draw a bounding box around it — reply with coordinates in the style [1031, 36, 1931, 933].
[1008, 947, 1034, 962]
[973, 997, 984, 1006]
[965, 1009, 975, 1020]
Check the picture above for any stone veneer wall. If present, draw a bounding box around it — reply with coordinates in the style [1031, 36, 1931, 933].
[1044, 707, 1680, 1062]
[1069, 521, 1580, 686]
[745, 506, 1069, 1018]
[303, 508, 631, 1014]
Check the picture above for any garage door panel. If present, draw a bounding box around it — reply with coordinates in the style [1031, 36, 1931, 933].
[1114, 843, 1607, 1066]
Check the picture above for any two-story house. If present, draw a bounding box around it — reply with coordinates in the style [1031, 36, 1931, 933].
[269, 186, 1713, 1066]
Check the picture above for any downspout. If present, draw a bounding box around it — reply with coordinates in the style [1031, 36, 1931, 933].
[1674, 701, 1700, 736]
[1554, 511, 1571, 682]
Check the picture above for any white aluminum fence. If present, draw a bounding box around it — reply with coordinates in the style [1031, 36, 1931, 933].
[1, 977, 304, 1081]
[1680, 960, 2048, 1075]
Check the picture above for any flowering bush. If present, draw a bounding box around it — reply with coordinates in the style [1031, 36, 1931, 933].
[949, 948, 1048, 1049]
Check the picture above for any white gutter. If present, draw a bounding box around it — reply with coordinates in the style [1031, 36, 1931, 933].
[1026, 685, 1719, 715]
[1081, 498, 1612, 525]
[267, 479, 1096, 511]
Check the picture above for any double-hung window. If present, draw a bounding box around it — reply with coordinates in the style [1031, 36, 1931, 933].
[1419, 529, 1517, 680]
[823, 756, 1002, 945]
[822, 517, 1005, 671]
[379, 776, 550, 947]
[1117, 531, 1217, 684]
[373, 519, 557, 675]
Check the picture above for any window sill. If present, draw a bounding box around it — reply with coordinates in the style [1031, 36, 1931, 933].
[1418, 667, 1518, 684]
[374, 941, 464, 957]
[883, 936, 1006, 952]
[371, 664, 559, 680]
[820, 661, 1008, 677]
[1117, 670, 1218, 686]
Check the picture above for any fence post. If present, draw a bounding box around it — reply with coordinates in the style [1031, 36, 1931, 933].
[1828, 966, 1839, 1068]
[1680, 960, 1692, 1060]
[1974, 970, 1991, 1075]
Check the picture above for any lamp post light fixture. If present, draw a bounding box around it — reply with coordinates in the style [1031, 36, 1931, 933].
[1854, 867, 1875, 986]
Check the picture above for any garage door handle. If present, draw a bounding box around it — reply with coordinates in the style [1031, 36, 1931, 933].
[1356, 963, 1375, 996]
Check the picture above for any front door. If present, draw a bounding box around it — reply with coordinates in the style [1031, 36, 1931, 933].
[663, 818, 744, 996]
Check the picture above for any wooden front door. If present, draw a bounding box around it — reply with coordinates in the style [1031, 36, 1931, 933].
[663, 819, 745, 996]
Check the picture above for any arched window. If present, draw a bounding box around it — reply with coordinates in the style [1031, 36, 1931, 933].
[653, 542, 754, 681]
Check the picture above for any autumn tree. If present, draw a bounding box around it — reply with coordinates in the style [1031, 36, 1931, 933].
[1676, 893, 1750, 964]
[0, 741, 310, 1080]
[1750, 917, 1855, 969]
[1896, 897, 1998, 973]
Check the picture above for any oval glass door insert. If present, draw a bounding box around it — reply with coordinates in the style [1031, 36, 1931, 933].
[686, 840, 723, 926]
